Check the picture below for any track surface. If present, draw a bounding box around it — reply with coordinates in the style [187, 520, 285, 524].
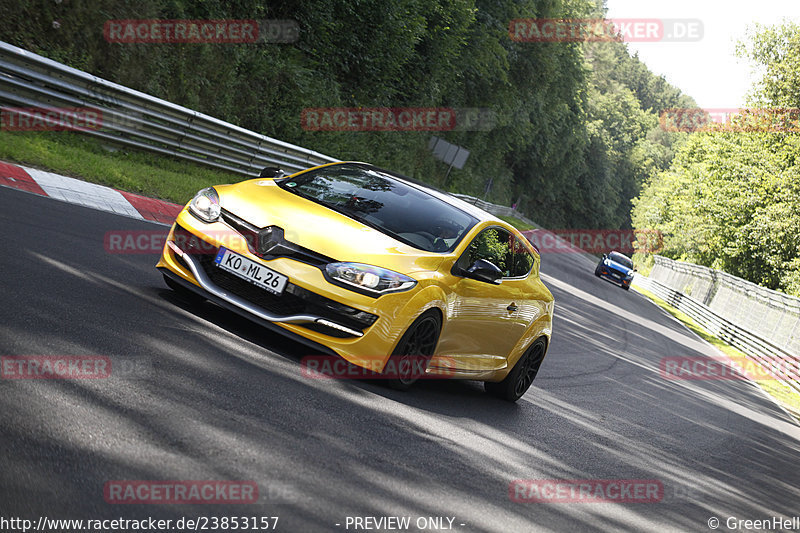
[1, 185, 799, 532]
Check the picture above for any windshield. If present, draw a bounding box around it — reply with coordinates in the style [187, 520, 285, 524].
[608, 252, 633, 269]
[278, 164, 477, 253]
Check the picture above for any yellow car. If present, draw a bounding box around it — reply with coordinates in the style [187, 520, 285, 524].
[157, 162, 554, 401]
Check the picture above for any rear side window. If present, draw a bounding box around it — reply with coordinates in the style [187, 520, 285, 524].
[510, 237, 534, 277]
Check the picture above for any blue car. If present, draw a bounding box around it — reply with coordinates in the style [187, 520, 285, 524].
[595, 251, 635, 290]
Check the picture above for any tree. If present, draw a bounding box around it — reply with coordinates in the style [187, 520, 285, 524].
[632, 20, 800, 295]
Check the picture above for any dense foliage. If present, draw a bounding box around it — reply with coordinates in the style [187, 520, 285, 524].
[632, 21, 800, 296]
[0, 0, 690, 229]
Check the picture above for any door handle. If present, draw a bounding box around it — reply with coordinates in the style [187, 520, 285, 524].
[506, 303, 518, 312]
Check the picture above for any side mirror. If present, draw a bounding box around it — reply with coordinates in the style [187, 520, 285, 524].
[260, 166, 286, 178]
[465, 259, 503, 284]
[602, 254, 607, 260]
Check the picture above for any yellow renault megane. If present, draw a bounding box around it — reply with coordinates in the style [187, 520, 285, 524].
[157, 162, 554, 401]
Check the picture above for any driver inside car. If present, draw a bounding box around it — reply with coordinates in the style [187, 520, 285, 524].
[431, 219, 461, 252]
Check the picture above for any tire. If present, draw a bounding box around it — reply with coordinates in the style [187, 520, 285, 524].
[163, 274, 205, 305]
[594, 266, 602, 277]
[386, 311, 441, 391]
[485, 337, 547, 402]
[623, 285, 630, 291]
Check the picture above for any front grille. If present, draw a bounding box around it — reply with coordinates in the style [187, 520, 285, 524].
[220, 210, 335, 267]
[191, 247, 377, 336]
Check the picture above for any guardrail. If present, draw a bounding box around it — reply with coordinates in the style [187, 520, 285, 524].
[634, 275, 800, 396]
[0, 41, 338, 176]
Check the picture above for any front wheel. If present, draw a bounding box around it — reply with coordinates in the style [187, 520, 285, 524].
[386, 311, 441, 391]
[485, 337, 547, 402]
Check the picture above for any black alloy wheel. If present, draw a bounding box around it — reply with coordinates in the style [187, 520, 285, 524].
[386, 311, 441, 391]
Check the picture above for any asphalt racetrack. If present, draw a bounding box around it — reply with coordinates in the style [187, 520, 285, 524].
[1, 185, 799, 532]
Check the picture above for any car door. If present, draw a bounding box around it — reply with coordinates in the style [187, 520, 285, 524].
[504, 233, 551, 345]
[436, 227, 526, 373]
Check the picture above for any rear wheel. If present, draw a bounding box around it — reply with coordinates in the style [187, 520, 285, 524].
[485, 337, 547, 402]
[163, 274, 205, 305]
[386, 311, 441, 391]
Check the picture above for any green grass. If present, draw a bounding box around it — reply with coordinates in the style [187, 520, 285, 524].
[633, 282, 800, 420]
[497, 214, 537, 231]
[0, 130, 241, 204]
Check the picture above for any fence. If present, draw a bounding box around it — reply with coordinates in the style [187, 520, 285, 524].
[639, 256, 800, 396]
[649, 255, 800, 358]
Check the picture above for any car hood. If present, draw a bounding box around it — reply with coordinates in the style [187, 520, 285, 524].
[215, 179, 445, 273]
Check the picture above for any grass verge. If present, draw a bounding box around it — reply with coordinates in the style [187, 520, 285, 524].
[0, 130, 241, 205]
[633, 282, 800, 421]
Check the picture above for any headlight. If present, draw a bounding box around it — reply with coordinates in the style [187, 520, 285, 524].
[189, 187, 221, 223]
[325, 263, 416, 296]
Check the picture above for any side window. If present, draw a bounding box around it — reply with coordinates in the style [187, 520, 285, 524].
[457, 228, 514, 277]
[456, 228, 536, 278]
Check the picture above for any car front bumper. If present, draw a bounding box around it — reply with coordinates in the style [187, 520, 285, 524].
[156, 207, 438, 373]
[597, 267, 632, 287]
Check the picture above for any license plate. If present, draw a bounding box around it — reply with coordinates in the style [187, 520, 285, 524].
[214, 247, 288, 295]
